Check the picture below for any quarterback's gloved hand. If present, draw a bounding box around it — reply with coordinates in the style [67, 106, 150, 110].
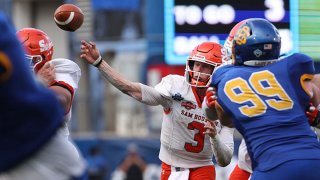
[306, 103, 320, 127]
[206, 87, 217, 109]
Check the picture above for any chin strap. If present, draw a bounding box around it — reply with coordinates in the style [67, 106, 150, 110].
[191, 79, 207, 86]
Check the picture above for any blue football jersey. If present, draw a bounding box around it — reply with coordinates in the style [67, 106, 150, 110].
[0, 12, 64, 172]
[211, 53, 320, 171]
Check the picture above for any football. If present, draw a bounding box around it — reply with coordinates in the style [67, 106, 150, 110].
[54, 4, 84, 32]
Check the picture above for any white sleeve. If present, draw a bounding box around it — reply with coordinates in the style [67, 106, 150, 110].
[154, 75, 175, 98]
[210, 126, 235, 167]
[237, 139, 253, 173]
[140, 83, 172, 108]
[51, 59, 81, 91]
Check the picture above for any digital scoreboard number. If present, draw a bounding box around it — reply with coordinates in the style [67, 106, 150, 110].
[164, 0, 299, 65]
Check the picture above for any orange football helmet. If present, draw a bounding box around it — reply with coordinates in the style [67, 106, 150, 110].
[16, 28, 54, 73]
[185, 42, 223, 87]
[224, 20, 247, 63]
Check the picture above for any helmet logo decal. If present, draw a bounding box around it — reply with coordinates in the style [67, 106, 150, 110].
[39, 39, 51, 52]
[254, 49, 262, 57]
[235, 25, 250, 45]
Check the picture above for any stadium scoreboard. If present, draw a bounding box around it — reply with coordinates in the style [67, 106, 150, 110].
[164, 0, 299, 64]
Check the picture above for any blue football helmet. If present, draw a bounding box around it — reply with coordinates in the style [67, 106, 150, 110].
[232, 18, 281, 66]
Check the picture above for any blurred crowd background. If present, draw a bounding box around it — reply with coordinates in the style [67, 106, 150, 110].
[1, 0, 319, 179]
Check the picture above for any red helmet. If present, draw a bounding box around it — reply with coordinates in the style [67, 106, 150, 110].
[16, 28, 54, 73]
[224, 20, 247, 63]
[185, 42, 223, 87]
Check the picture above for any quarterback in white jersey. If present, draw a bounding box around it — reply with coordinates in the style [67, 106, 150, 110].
[155, 75, 234, 169]
[9, 28, 87, 180]
[80, 40, 234, 180]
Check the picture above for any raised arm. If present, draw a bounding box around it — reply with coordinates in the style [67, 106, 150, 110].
[80, 40, 170, 107]
[80, 40, 142, 100]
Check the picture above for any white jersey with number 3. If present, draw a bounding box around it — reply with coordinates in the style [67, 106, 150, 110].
[155, 75, 222, 168]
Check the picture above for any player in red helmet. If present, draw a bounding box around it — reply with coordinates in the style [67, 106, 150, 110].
[185, 42, 223, 88]
[15, 27, 86, 179]
[17, 27, 80, 115]
[16, 28, 53, 73]
[79, 40, 234, 180]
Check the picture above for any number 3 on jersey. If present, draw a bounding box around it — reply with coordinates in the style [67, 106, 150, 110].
[224, 70, 293, 117]
[185, 121, 205, 153]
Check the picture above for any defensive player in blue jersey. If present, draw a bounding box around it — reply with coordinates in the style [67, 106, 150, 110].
[208, 18, 320, 179]
[0, 12, 84, 180]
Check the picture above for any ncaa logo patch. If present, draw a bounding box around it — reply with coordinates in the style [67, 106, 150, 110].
[172, 93, 184, 101]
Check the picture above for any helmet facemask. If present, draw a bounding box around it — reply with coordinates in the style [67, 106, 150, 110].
[185, 42, 223, 88]
[25, 54, 44, 71]
[185, 61, 214, 88]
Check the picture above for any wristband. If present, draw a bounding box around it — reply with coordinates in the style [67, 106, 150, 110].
[92, 56, 102, 67]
